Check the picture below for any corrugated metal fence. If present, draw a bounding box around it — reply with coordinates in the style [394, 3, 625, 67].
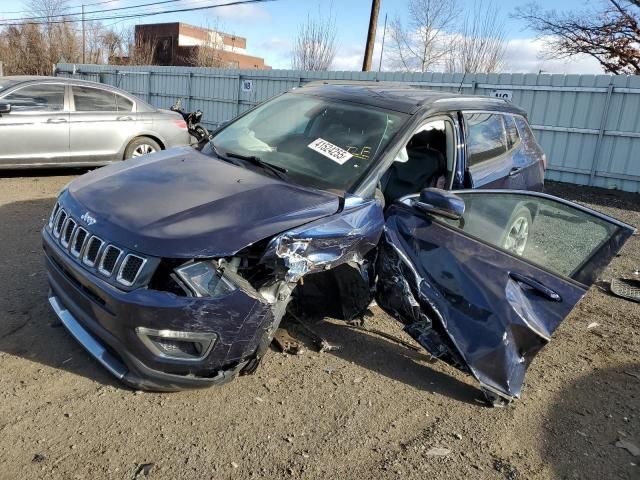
[55, 63, 640, 193]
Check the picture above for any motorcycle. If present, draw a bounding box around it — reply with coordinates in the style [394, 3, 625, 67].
[170, 99, 210, 145]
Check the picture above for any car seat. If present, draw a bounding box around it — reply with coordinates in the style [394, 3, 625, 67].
[382, 130, 446, 204]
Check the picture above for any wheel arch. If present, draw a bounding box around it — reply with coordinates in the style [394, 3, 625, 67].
[122, 134, 166, 160]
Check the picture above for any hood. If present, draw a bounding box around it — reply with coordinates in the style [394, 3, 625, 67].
[62, 147, 340, 258]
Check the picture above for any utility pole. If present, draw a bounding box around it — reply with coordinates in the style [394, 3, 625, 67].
[378, 13, 387, 72]
[82, 4, 86, 64]
[362, 0, 380, 71]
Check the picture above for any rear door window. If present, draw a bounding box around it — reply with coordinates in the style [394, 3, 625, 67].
[4, 84, 65, 112]
[73, 86, 117, 112]
[116, 95, 134, 112]
[464, 113, 507, 166]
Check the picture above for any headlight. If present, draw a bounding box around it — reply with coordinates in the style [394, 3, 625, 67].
[174, 261, 237, 297]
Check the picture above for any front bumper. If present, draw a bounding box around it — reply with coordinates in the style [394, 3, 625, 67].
[43, 228, 272, 391]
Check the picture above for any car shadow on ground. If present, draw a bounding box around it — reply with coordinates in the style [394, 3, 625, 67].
[280, 317, 484, 406]
[542, 363, 640, 480]
[0, 167, 92, 179]
[0, 197, 121, 389]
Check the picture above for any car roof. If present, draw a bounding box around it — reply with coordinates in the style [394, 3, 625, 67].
[296, 81, 527, 116]
[0, 75, 135, 95]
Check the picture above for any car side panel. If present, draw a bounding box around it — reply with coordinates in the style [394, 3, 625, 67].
[511, 117, 545, 192]
[69, 110, 135, 163]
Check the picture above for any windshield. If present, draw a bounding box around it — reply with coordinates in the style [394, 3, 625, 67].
[0, 78, 21, 92]
[205, 92, 408, 192]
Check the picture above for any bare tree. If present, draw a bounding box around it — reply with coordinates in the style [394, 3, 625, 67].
[188, 24, 226, 67]
[126, 27, 157, 66]
[0, 23, 48, 75]
[291, 11, 337, 71]
[515, 0, 640, 74]
[29, 0, 70, 67]
[389, 0, 459, 72]
[445, 0, 507, 73]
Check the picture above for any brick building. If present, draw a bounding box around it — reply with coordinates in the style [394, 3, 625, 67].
[134, 22, 271, 69]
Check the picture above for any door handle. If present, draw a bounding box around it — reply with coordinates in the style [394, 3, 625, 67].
[509, 167, 523, 176]
[47, 117, 67, 124]
[509, 272, 562, 302]
[117, 115, 133, 121]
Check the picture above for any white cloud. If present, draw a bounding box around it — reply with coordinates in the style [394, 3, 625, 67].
[256, 37, 293, 69]
[213, 3, 271, 23]
[503, 37, 604, 74]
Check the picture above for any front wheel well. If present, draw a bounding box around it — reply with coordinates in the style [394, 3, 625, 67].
[123, 135, 165, 159]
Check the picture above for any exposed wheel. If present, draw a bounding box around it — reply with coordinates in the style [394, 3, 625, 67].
[501, 206, 532, 256]
[124, 137, 161, 159]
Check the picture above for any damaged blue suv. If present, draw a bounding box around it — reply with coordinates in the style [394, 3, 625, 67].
[43, 83, 635, 403]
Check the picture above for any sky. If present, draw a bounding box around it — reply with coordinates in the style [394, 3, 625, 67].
[0, 0, 606, 74]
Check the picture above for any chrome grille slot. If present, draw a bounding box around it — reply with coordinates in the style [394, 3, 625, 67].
[61, 219, 76, 248]
[49, 208, 150, 288]
[48, 202, 60, 229]
[116, 254, 146, 286]
[53, 210, 67, 238]
[83, 236, 104, 267]
[70, 227, 88, 257]
[98, 245, 122, 276]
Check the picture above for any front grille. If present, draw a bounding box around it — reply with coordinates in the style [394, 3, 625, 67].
[47, 204, 149, 288]
[54, 210, 67, 238]
[61, 219, 76, 247]
[98, 245, 122, 276]
[117, 254, 145, 286]
[49, 202, 60, 229]
[83, 236, 104, 267]
[70, 227, 88, 257]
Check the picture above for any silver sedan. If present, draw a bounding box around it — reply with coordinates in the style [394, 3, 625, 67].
[0, 76, 191, 168]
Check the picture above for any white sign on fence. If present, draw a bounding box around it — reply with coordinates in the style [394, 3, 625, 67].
[490, 89, 513, 101]
[241, 79, 253, 92]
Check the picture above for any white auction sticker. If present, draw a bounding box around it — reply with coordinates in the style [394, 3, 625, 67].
[307, 138, 353, 165]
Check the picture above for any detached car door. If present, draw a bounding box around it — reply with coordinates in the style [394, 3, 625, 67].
[376, 189, 635, 403]
[0, 83, 69, 166]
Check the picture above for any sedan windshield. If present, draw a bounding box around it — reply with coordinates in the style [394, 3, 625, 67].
[205, 92, 408, 192]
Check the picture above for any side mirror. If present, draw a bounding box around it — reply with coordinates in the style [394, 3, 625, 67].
[415, 188, 465, 220]
[0, 103, 11, 114]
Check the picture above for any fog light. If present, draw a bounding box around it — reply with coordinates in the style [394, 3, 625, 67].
[135, 327, 217, 361]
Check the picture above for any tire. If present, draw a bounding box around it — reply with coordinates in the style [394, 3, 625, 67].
[500, 206, 532, 256]
[124, 137, 161, 159]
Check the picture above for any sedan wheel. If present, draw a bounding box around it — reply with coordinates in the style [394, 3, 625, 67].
[503, 212, 530, 256]
[132, 144, 157, 157]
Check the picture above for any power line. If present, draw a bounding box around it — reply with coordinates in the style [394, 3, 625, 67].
[0, 0, 119, 16]
[0, 0, 273, 27]
[0, 0, 185, 24]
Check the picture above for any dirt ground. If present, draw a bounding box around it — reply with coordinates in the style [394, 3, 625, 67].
[0, 172, 638, 480]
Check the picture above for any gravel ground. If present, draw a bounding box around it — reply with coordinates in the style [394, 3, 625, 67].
[0, 172, 638, 480]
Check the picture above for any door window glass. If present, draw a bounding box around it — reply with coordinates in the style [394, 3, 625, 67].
[504, 115, 519, 149]
[439, 192, 619, 280]
[116, 95, 134, 112]
[73, 86, 117, 112]
[4, 84, 65, 112]
[464, 113, 507, 166]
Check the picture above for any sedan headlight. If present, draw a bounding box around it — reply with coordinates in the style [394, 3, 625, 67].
[174, 261, 237, 298]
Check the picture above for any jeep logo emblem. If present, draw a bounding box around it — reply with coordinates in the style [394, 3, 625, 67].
[81, 212, 97, 226]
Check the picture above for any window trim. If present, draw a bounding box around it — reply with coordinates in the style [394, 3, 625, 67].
[0, 82, 68, 114]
